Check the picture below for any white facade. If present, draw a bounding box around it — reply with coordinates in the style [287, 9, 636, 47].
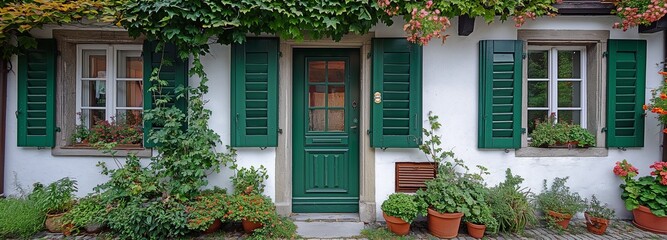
[3, 16, 663, 220]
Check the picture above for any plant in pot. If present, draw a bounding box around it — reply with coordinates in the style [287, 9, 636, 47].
[186, 188, 229, 234]
[584, 195, 615, 235]
[614, 159, 667, 234]
[228, 194, 275, 233]
[612, 0, 667, 31]
[534, 177, 585, 230]
[29, 178, 78, 233]
[381, 193, 418, 236]
[231, 165, 268, 195]
[486, 169, 537, 234]
[461, 173, 498, 239]
[62, 194, 106, 234]
[529, 113, 595, 148]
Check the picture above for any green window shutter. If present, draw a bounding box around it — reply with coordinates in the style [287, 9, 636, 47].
[142, 41, 189, 147]
[371, 38, 422, 148]
[17, 39, 56, 147]
[231, 38, 279, 147]
[607, 39, 646, 148]
[478, 40, 523, 149]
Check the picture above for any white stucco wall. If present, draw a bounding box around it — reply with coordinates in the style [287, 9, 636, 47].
[373, 16, 665, 220]
[3, 15, 664, 221]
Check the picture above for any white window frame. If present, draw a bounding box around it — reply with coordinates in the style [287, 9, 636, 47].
[527, 46, 587, 130]
[75, 44, 143, 126]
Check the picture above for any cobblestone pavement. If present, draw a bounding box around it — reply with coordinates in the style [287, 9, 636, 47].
[29, 220, 667, 239]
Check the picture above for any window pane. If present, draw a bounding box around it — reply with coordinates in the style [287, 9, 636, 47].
[328, 85, 345, 107]
[81, 109, 106, 127]
[117, 50, 142, 78]
[327, 61, 345, 82]
[117, 81, 144, 108]
[558, 110, 581, 125]
[527, 81, 548, 107]
[528, 50, 548, 79]
[115, 110, 143, 126]
[309, 109, 326, 131]
[309, 85, 326, 107]
[81, 80, 106, 107]
[82, 50, 106, 78]
[308, 61, 326, 83]
[527, 110, 549, 135]
[557, 50, 581, 79]
[558, 81, 581, 107]
[328, 109, 345, 131]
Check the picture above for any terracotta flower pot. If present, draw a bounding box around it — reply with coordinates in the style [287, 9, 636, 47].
[203, 219, 222, 234]
[427, 208, 463, 238]
[242, 219, 263, 233]
[382, 212, 411, 236]
[466, 222, 486, 239]
[45, 212, 67, 233]
[62, 223, 75, 236]
[547, 210, 572, 229]
[584, 212, 609, 235]
[632, 205, 667, 234]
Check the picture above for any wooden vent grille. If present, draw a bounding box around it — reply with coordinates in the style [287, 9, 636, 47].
[395, 162, 437, 193]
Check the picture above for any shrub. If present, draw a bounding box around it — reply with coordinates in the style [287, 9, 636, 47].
[486, 169, 536, 234]
[105, 200, 189, 240]
[381, 193, 418, 223]
[0, 198, 44, 238]
[62, 194, 106, 229]
[227, 194, 275, 224]
[29, 177, 78, 214]
[186, 188, 229, 231]
[231, 165, 268, 195]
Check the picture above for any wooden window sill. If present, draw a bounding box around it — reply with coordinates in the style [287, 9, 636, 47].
[51, 146, 152, 157]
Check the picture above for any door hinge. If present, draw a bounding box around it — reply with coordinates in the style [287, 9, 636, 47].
[367, 51, 372, 59]
[278, 128, 283, 134]
[521, 128, 526, 134]
[279, 51, 283, 58]
[602, 52, 608, 58]
[366, 129, 372, 135]
[522, 53, 526, 59]
[601, 127, 607, 133]
[55, 127, 61, 132]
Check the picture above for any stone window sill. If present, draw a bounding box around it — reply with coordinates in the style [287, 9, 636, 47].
[51, 146, 152, 157]
[515, 147, 608, 158]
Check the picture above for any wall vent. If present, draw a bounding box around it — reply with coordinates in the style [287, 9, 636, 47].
[395, 162, 437, 193]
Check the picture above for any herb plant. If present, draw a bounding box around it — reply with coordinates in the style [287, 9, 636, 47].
[585, 195, 615, 220]
[381, 193, 419, 223]
[232, 165, 269, 195]
[486, 169, 536, 234]
[535, 177, 586, 225]
[0, 198, 45, 238]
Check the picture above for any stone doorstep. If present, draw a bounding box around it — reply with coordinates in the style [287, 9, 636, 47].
[295, 222, 365, 239]
[291, 213, 361, 222]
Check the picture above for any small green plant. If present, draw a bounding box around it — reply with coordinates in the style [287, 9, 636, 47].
[227, 194, 275, 225]
[70, 112, 90, 144]
[30, 177, 78, 214]
[381, 193, 419, 224]
[105, 199, 189, 239]
[231, 165, 268, 195]
[535, 177, 585, 230]
[360, 226, 413, 240]
[247, 215, 298, 239]
[530, 113, 595, 148]
[62, 194, 106, 230]
[0, 198, 45, 238]
[585, 195, 615, 220]
[186, 188, 229, 231]
[486, 169, 536, 234]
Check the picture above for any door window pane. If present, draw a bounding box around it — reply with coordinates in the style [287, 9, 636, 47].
[327, 61, 345, 82]
[116, 81, 143, 108]
[81, 80, 106, 107]
[557, 50, 581, 79]
[528, 50, 548, 79]
[527, 81, 548, 107]
[557, 81, 581, 107]
[309, 85, 326, 107]
[309, 109, 326, 131]
[328, 109, 345, 131]
[308, 61, 326, 83]
[117, 50, 142, 78]
[328, 85, 345, 107]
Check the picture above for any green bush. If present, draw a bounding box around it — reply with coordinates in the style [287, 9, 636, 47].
[63, 194, 106, 229]
[248, 215, 298, 239]
[0, 198, 45, 238]
[106, 200, 189, 240]
[486, 169, 536, 234]
[29, 177, 78, 214]
[381, 193, 418, 223]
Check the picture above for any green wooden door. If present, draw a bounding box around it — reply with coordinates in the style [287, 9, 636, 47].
[293, 49, 360, 213]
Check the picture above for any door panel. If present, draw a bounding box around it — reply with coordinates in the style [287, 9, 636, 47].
[293, 49, 360, 213]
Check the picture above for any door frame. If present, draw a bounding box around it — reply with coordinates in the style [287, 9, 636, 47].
[274, 33, 376, 222]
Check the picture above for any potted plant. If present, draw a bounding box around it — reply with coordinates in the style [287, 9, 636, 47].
[29, 178, 78, 233]
[534, 177, 585, 230]
[381, 193, 418, 236]
[486, 169, 537, 234]
[231, 165, 268, 195]
[529, 113, 595, 148]
[228, 194, 275, 233]
[186, 188, 229, 234]
[461, 173, 498, 239]
[614, 160, 667, 233]
[612, 0, 667, 31]
[584, 195, 615, 235]
[62, 194, 106, 234]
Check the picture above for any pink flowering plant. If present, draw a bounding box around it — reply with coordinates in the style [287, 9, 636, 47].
[613, 0, 667, 31]
[614, 159, 667, 216]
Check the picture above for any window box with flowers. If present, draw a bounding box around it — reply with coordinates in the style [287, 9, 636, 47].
[613, 160, 667, 234]
[529, 113, 596, 148]
[68, 112, 143, 149]
[612, 0, 667, 31]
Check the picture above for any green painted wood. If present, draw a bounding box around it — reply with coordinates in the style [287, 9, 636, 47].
[478, 40, 523, 149]
[231, 38, 279, 147]
[607, 39, 646, 148]
[17, 39, 56, 147]
[371, 38, 422, 148]
[292, 48, 360, 213]
[142, 41, 189, 147]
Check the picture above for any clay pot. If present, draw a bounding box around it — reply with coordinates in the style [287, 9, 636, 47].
[45, 212, 66, 233]
[84, 222, 104, 233]
[427, 208, 463, 238]
[466, 222, 486, 239]
[632, 205, 667, 234]
[383, 212, 411, 236]
[203, 219, 222, 234]
[62, 223, 75, 236]
[242, 219, 263, 233]
[547, 211, 572, 229]
[584, 212, 609, 235]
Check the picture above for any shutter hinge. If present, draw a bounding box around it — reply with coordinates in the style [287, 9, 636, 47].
[521, 128, 526, 134]
[601, 127, 607, 133]
[278, 128, 283, 134]
[367, 51, 372, 59]
[522, 53, 526, 59]
[279, 51, 283, 58]
[55, 127, 61, 132]
[367, 129, 372, 135]
[602, 52, 608, 58]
